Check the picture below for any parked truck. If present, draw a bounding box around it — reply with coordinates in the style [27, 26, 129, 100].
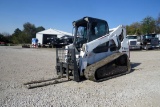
[137, 34, 159, 50]
[126, 35, 141, 50]
[156, 34, 160, 48]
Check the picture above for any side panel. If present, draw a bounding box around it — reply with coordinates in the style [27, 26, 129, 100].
[156, 34, 160, 40]
[86, 25, 125, 52]
[118, 27, 130, 57]
[80, 25, 130, 73]
[119, 36, 130, 57]
[36, 33, 43, 44]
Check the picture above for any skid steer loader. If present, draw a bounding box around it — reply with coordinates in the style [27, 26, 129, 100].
[24, 17, 131, 89]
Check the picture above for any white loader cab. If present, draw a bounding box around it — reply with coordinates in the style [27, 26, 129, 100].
[127, 35, 141, 50]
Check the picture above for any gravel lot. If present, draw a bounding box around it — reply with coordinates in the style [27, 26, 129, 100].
[0, 46, 160, 107]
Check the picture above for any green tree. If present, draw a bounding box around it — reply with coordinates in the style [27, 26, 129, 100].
[36, 26, 45, 32]
[18, 32, 29, 43]
[2, 22, 45, 44]
[23, 22, 36, 40]
[141, 16, 156, 34]
[11, 28, 22, 44]
[13, 28, 22, 35]
[22, 23, 45, 43]
[0, 33, 11, 43]
[126, 22, 142, 35]
[10, 22, 45, 44]
[0, 34, 4, 41]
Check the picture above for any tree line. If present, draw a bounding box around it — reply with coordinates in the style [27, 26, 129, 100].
[0, 22, 45, 44]
[1, 14, 160, 44]
[126, 14, 160, 35]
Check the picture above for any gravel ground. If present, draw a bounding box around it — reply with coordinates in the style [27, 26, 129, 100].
[0, 46, 160, 107]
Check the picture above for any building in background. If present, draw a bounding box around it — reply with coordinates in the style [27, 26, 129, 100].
[36, 28, 72, 45]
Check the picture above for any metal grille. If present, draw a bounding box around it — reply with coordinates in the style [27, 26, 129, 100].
[56, 48, 75, 63]
[130, 41, 136, 45]
[151, 38, 159, 45]
[57, 49, 66, 63]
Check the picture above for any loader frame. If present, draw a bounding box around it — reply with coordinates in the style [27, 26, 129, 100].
[56, 48, 80, 82]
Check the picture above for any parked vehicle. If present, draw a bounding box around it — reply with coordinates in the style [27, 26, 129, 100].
[126, 35, 141, 50]
[156, 34, 160, 48]
[156, 34, 160, 40]
[24, 16, 131, 89]
[137, 34, 159, 50]
[47, 35, 73, 47]
[31, 38, 38, 48]
[47, 36, 59, 47]
[59, 35, 73, 45]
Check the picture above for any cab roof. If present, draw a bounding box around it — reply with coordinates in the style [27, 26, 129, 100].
[72, 16, 107, 27]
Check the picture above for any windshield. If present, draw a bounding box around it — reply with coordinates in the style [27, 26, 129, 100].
[127, 36, 137, 39]
[76, 26, 87, 42]
[74, 21, 108, 43]
[144, 35, 152, 39]
[73, 25, 88, 51]
[88, 21, 107, 42]
[73, 18, 108, 51]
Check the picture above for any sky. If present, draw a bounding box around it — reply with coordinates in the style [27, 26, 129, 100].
[0, 0, 160, 34]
